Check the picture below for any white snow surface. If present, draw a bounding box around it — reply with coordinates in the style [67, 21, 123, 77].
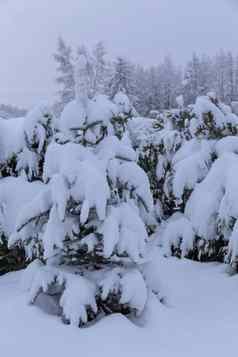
[1, 251, 238, 356]
[215, 136, 238, 157]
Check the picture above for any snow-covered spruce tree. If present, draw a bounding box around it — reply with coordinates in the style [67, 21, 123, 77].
[0, 105, 53, 274]
[162, 93, 238, 263]
[10, 55, 155, 326]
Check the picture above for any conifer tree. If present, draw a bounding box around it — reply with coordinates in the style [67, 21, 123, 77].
[10, 55, 156, 327]
[0, 104, 54, 274]
[110, 57, 136, 101]
[92, 42, 111, 96]
[54, 37, 75, 115]
[161, 93, 238, 264]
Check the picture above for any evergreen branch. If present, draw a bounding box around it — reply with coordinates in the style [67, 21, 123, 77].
[17, 210, 50, 233]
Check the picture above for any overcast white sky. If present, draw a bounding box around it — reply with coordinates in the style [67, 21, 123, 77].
[0, 0, 237, 108]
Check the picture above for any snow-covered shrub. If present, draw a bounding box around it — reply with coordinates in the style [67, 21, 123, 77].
[185, 153, 238, 264]
[190, 92, 238, 139]
[0, 177, 45, 274]
[11, 55, 155, 326]
[170, 94, 238, 205]
[0, 104, 53, 181]
[0, 106, 53, 273]
[162, 93, 238, 264]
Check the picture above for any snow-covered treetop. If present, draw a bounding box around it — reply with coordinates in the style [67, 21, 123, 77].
[0, 103, 53, 180]
[113, 90, 137, 117]
[23, 103, 53, 153]
[190, 94, 238, 138]
[59, 94, 118, 144]
[59, 56, 136, 145]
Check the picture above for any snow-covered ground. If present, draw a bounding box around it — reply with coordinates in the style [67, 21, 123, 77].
[1, 251, 237, 357]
